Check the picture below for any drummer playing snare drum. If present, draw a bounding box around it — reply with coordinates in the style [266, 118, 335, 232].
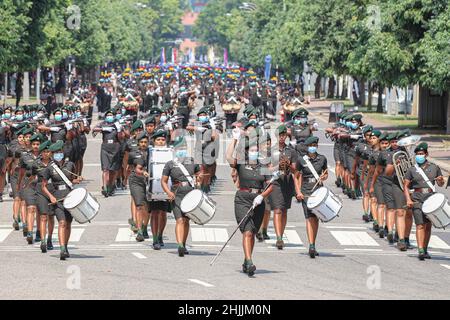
[294, 136, 328, 259]
[404, 142, 445, 261]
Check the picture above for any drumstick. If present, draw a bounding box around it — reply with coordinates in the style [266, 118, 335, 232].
[48, 197, 67, 205]
[311, 169, 328, 192]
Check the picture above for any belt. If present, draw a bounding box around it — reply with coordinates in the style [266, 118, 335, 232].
[172, 182, 191, 187]
[414, 188, 433, 194]
[305, 178, 317, 183]
[239, 188, 262, 194]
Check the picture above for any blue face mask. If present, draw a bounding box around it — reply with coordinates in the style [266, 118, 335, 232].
[16, 115, 23, 121]
[350, 123, 359, 130]
[74, 112, 81, 118]
[2, 113, 11, 120]
[199, 116, 209, 123]
[62, 112, 68, 120]
[55, 115, 63, 122]
[106, 116, 115, 123]
[415, 155, 426, 165]
[176, 150, 188, 159]
[308, 146, 318, 154]
[294, 119, 301, 125]
[121, 109, 126, 115]
[53, 152, 64, 162]
[248, 151, 259, 161]
[346, 121, 352, 128]
[160, 116, 167, 123]
[300, 118, 308, 124]
[116, 114, 122, 120]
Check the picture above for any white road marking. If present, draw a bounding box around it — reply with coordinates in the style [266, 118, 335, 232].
[115, 228, 151, 242]
[440, 264, 450, 270]
[0, 229, 13, 242]
[325, 226, 367, 230]
[188, 279, 214, 288]
[191, 228, 228, 242]
[344, 248, 383, 252]
[330, 231, 380, 246]
[409, 234, 450, 250]
[83, 163, 101, 167]
[132, 252, 147, 259]
[47, 228, 84, 242]
[265, 230, 303, 246]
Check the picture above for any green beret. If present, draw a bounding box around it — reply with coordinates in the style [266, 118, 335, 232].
[39, 140, 52, 153]
[397, 129, 411, 140]
[48, 140, 64, 152]
[161, 104, 172, 112]
[344, 114, 353, 121]
[350, 114, 363, 121]
[277, 124, 288, 134]
[379, 132, 389, 141]
[243, 106, 255, 115]
[387, 132, 399, 141]
[136, 132, 148, 141]
[244, 120, 257, 129]
[30, 133, 44, 142]
[53, 108, 62, 115]
[131, 120, 143, 132]
[338, 111, 348, 119]
[305, 136, 319, 145]
[22, 128, 34, 136]
[15, 107, 24, 113]
[145, 115, 156, 125]
[151, 129, 168, 139]
[292, 108, 309, 118]
[370, 130, 382, 137]
[414, 142, 428, 153]
[172, 136, 186, 148]
[362, 125, 373, 135]
[150, 107, 162, 115]
[133, 158, 146, 167]
[105, 109, 115, 116]
[197, 107, 209, 116]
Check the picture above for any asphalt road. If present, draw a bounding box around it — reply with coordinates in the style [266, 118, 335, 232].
[0, 105, 449, 300]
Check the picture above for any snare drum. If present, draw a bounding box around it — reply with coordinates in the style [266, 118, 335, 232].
[63, 188, 100, 224]
[307, 187, 342, 222]
[422, 193, 450, 229]
[147, 147, 173, 201]
[180, 190, 216, 225]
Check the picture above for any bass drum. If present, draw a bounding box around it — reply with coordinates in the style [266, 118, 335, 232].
[422, 193, 450, 229]
[63, 188, 100, 224]
[180, 190, 216, 225]
[307, 187, 342, 222]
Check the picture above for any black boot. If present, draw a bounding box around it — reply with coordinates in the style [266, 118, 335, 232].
[47, 239, 54, 250]
[40, 241, 47, 253]
[35, 230, 41, 242]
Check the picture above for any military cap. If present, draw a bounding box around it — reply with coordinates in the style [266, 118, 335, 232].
[397, 129, 411, 140]
[48, 140, 64, 152]
[133, 158, 146, 167]
[414, 142, 428, 153]
[136, 132, 148, 142]
[387, 132, 399, 141]
[362, 125, 374, 135]
[277, 124, 288, 134]
[292, 108, 309, 118]
[379, 132, 389, 141]
[131, 120, 143, 132]
[161, 103, 172, 112]
[305, 136, 319, 145]
[370, 130, 382, 137]
[244, 120, 257, 129]
[39, 140, 52, 153]
[197, 107, 210, 116]
[144, 115, 157, 125]
[104, 109, 115, 116]
[151, 129, 168, 139]
[150, 107, 162, 115]
[15, 107, 25, 113]
[349, 114, 363, 121]
[30, 133, 44, 142]
[53, 108, 62, 115]
[22, 128, 34, 136]
[172, 136, 186, 148]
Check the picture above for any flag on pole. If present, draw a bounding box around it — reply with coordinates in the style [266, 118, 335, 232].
[208, 47, 215, 65]
[264, 55, 272, 81]
[171, 48, 175, 64]
[160, 48, 166, 65]
[224, 49, 229, 67]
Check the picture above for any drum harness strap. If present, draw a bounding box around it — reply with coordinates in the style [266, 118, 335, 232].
[302, 155, 321, 182]
[50, 162, 74, 190]
[174, 160, 195, 188]
[414, 164, 436, 193]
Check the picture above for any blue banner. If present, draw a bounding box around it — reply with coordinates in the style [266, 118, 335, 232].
[264, 55, 272, 81]
[160, 48, 165, 65]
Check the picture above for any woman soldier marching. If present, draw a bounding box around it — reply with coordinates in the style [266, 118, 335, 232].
[18, 133, 44, 244]
[269, 124, 298, 250]
[288, 108, 317, 156]
[148, 129, 171, 250]
[128, 132, 150, 242]
[33, 140, 56, 252]
[92, 109, 125, 197]
[161, 136, 200, 257]
[294, 136, 328, 258]
[226, 127, 274, 276]
[41, 141, 81, 260]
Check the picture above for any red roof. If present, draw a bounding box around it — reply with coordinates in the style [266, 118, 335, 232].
[182, 12, 199, 26]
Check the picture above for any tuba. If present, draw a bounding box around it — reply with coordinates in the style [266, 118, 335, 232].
[393, 135, 421, 190]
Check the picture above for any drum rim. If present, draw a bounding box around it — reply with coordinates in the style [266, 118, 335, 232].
[180, 189, 204, 213]
[307, 187, 329, 209]
[64, 188, 88, 209]
[422, 193, 446, 213]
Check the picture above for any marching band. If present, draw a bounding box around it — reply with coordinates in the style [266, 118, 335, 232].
[1, 64, 449, 278]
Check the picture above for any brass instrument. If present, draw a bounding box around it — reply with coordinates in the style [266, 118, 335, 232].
[393, 135, 421, 190]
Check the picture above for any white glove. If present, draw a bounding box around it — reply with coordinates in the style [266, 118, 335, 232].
[65, 122, 73, 130]
[115, 122, 123, 132]
[232, 128, 241, 141]
[196, 126, 207, 133]
[210, 121, 216, 131]
[166, 122, 173, 131]
[350, 134, 360, 140]
[252, 195, 264, 208]
[313, 122, 319, 130]
[50, 126, 62, 133]
[102, 126, 114, 133]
